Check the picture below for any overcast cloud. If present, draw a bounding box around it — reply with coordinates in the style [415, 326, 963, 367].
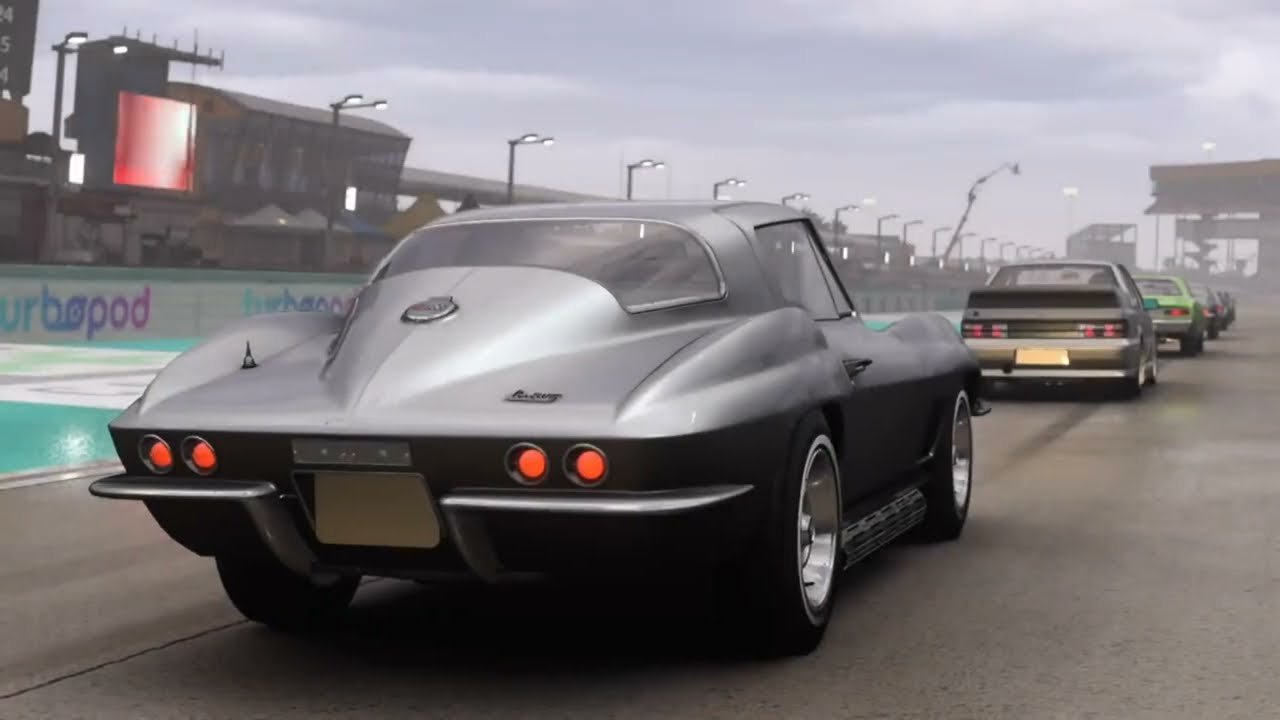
[24, 0, 1280, 266]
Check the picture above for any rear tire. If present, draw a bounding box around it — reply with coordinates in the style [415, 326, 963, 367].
[719, 412, 842, 657]
[216, 552, 360, 633]
[918, 390, 973, 542]
[1208, 322, 1220, 340]
[1179, 333, 1201, 357]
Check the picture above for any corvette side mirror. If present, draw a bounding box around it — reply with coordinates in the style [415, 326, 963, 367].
[1142, 297, 1158, 310]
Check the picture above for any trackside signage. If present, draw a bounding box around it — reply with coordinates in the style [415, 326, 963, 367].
[0, 275, 358, 343]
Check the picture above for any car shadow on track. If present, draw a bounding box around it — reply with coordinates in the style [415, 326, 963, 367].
[172, 548, 918, 689]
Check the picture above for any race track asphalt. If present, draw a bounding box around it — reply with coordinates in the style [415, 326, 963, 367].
[2, 304, 1279, 719]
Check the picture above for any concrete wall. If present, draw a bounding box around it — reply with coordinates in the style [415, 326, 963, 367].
[0, 264, 973, 344]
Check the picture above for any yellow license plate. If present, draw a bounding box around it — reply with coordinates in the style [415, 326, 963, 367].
[312, 472, 441, 549]
[1014, 348, 1070, 366]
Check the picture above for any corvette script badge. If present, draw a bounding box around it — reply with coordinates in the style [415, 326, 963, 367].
[402, 296, 458, 324]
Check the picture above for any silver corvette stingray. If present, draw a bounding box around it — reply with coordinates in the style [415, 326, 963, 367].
[90, 200, 986, 657]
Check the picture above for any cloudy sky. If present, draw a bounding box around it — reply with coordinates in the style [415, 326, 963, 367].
[27, 0, 1280, 266]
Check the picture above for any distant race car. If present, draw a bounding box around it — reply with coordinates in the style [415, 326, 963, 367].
[1219, 290, 1237, 329]
[1133, 273, 1206, 356]
[962, 259, 1158, 398]
[89, 201, 987, 657]
[1189, 283, 1225, 339]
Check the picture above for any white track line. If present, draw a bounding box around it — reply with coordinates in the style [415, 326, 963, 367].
[0, 460, 123, 492]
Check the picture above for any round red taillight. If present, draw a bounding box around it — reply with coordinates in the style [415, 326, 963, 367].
[506, 443, 548, 485]
[565, 444, 608, 487]
[139, 435, 173, 474]
[181, 436, 218, 475]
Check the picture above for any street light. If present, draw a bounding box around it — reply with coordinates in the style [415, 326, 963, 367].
[506, 133, 555, 204]
[875, 213, 899, 265]
[46, 31, 91, 256]
[952, 231, 976, 265]
[625, 158, 665, 200]
[900, 219, 922, 254]
[833, 204, 859, 241]
[781, 193, 809, 207]
[324, 94, 390, 246]
[713, 177, 745, 199]
[943, 160, 1020, 261]
[112, 43, 129, 55]
[1202, 140, 1216, 159]
[931, 226, 952, 258]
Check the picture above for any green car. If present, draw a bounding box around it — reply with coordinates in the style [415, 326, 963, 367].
[1134, 274, 1206, 356]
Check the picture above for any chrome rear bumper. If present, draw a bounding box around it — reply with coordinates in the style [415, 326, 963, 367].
[89, 477, 752, 582]
[967, 337, 1138, 380]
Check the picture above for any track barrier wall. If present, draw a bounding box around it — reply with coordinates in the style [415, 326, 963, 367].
[1, 264, 975, 344]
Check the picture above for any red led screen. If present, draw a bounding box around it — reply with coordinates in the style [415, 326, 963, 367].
[112, 91, 197, 191]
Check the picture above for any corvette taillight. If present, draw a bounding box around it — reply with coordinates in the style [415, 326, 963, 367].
[139, 435, 173, 474]
[962, 322, 1007, 338]
[565, 444, 608, 487]
[182, 436, 218, 476]
[507, 443, 548, 485]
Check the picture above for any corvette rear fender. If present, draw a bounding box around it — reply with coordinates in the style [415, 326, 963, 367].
[615, 307, 848, 435]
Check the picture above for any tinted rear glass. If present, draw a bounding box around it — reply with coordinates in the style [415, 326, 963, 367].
[1136, 278, 1182, 296]
[381, 219, 723, 312]
[988, 264, 1116, 287]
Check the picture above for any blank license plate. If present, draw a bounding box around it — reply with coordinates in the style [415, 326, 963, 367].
[1014, 348, 1070, 366]
[312, 472, 441, 549]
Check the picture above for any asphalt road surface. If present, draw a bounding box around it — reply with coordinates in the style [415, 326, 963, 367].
[4, 305, 1279, 719]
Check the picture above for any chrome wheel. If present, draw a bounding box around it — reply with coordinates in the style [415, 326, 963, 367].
[797, 436, 840, 622]
[951, 394, 973, 510]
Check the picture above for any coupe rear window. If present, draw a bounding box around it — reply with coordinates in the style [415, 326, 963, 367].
[379, 219, 724, 312]
[1136, 278, 1182, 296]
[988, 264, 1117, 288]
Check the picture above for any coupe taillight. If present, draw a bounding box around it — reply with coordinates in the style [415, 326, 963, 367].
[1078, 322, 1126, 338]
[962, 322, 1007, 338]
[139, 435, 173, 474]
[1166, 308, 1188, 317]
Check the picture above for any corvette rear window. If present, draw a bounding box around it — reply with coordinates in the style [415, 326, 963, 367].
[1136, 278, 1182, 296]
[381, 219, 724, 311]
[988, 264, 1116, 287]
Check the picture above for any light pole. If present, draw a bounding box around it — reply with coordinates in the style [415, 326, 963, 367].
[876, 213, 899, 265]
[833, 204, 859, 242]
[506, 132, 555, 204]
[900, 219, 922, 254]
[1063, 185, 1079, 239]
[46, 31, 89, 255]
[942, 160, 1020, 261]
[713, 177, 745, 199]
[931, 226, 952, 258]
[1202, 140, 1216, 160]
[625, 158, 664, 200]
[325, 94, 388, 246]
[951, 231, 976, 266]
[781, 193, 809, 207]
